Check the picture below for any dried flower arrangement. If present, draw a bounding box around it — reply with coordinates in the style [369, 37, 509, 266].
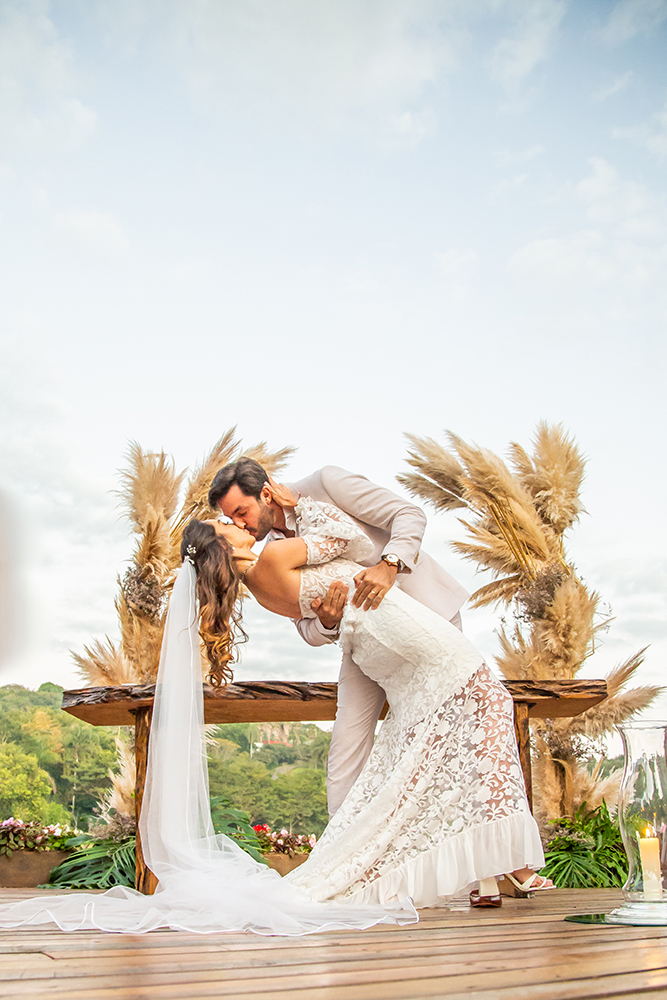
[72, 429, 294, 831]
[398, 422, 661, 831]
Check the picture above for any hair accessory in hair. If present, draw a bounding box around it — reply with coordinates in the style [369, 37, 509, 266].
[187, 544, 197, 556]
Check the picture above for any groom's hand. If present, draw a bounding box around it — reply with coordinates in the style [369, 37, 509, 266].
[311, 580, 348, 630]
[352, 562, 398, 610]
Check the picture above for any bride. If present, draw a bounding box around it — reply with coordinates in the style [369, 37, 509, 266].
[0, 496, 548, 936]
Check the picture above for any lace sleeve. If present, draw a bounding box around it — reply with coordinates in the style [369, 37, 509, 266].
[295, 498, 374, 566]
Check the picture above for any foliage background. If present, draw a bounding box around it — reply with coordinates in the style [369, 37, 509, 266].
[0, 686, 329, 836]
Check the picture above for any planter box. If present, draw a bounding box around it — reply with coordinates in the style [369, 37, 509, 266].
[0, 851, 71, 888]
[264, 852, 308, 877]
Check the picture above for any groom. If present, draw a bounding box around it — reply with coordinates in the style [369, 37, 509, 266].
[208, 459, 468, 816]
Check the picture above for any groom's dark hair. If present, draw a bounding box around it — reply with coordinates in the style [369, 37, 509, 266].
[208, 458, 269, 509]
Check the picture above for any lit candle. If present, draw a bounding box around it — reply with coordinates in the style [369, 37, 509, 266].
[638, 828, 663, 901]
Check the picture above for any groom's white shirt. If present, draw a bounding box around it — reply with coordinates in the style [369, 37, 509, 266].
[266, 466, 469, 816]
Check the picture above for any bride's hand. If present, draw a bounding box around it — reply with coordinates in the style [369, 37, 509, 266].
[266, 476, 298, 508]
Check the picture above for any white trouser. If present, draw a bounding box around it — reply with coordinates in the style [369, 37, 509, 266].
[327, 610, 462, 817]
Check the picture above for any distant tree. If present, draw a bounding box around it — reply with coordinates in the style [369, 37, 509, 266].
[267, 769, 328, 835]
[0, 684, 119, 827]
[254, 744, 297, 769]
[207, 756, 275, 824]
[211, 723, 252, 755]
[0, 743, 54, 821]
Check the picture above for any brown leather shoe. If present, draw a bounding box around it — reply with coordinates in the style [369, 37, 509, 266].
[469, 890, 502, 908]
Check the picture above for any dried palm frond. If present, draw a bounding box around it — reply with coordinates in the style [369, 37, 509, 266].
[401, 422, 661, 826]
[571, 768, 622, 815]
[103, 736, 137, 822]
[131, 507, 171, 582]
[115, 592, 164, 683]
[452, 520, 544, 579]
[397, 433, 468, 511]
[568, 684, 663, 739]
[71, 637, 134, 686]
[604, 649, 649, 698]
[241, 442, 296, 476]
[397, 471, 468, 512]
[493, 627, 534, 680]
[509, 422, 586, 536]
[467, 574, 524, 609]
[116, 443, 184, 531]
[532, 577, 599, 676]
[172, 427, 241, 535]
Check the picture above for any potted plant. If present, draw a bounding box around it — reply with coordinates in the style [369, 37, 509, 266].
[252, 824, 316, 876]
[0, 818, 76, 888]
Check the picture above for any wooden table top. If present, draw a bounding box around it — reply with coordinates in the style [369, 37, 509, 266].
[61, 678, 608, 726]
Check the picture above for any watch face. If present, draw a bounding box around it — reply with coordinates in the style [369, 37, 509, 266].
[384, 554, 400, 565]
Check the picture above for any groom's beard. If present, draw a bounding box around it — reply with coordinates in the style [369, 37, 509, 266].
[252, 503, 276, 542]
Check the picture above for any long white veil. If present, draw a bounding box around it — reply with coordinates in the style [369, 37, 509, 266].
[0, 562, 416, 935]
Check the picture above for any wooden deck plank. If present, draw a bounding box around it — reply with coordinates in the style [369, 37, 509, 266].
[2, 890, 666, 1000]
[5, 937, 667, 988]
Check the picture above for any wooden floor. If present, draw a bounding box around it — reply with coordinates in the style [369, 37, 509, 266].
[1, 888, 667, 1000]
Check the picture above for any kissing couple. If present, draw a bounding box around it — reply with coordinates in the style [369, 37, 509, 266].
[0, 459, 551, 936]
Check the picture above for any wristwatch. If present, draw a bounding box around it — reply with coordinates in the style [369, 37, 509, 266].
[381, 553, 403, 571]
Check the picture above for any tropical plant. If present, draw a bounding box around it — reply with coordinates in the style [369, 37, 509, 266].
[210, 795, 266, 864]
[398, 422, 661, 829]
[47, 832, 136, 889]
[541, 801, 628, 888]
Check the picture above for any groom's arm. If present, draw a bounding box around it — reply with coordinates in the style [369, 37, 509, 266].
[320, 465, 427, 571]
[320, 466, 427, 609]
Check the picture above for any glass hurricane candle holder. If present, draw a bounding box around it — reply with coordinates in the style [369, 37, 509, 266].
[607, 721, 667, 926]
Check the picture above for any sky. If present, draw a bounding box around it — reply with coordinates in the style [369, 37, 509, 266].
[1, 0, 666, 721]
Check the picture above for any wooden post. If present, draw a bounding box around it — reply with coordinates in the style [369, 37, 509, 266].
[133, 706, 158, 895]
[513, 701, 533, 812]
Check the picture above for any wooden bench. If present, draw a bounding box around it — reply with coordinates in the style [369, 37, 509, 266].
[61, 678, 608, 893]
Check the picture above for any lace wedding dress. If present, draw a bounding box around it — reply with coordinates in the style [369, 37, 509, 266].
[285, 499, 544, 906]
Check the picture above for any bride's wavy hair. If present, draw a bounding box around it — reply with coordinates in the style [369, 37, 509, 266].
[180, 520, 247, 687]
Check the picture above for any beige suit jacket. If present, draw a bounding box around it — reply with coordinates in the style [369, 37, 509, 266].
[286, 466, 468, 639]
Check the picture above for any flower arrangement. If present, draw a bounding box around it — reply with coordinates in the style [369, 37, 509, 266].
[0, 818, 77, 856]
[252, 824, 316, 857]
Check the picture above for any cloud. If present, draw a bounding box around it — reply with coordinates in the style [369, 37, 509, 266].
[613, 101, 667, 159]
[93, 0, 463, 145]
[0, 0, 96, 163]
[592, 70, 634, 102]
[53, 208, 130, 255]
[494, 144, 545, 167]
[600, 0, 667, 45]
[489, 0, 566, 105]
[0, 327, 127, 687]
[576, 157, 666, 238]
[434, 248, 479, 298]
[506, 159, 667, 309]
